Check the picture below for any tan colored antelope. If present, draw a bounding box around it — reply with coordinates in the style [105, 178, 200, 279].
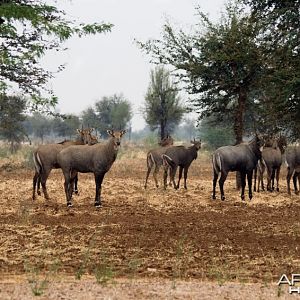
[144, 135, 174, 189]
[32, 128, 97, 200]
[57, 129, 126, 207]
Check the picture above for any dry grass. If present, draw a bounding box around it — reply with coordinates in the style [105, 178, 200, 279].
[1, 144, 300, 298]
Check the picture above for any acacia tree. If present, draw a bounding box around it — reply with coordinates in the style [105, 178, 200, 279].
[0, 0, 112, 112]
[242, 0, 300, 140]
[143, 66, 185, 140]
[138, 4, 263, 144]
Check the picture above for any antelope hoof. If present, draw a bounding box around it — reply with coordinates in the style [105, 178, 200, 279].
[249, 194, 253, 200]
[295, 190, 299, 195]
[37, 190, 41, 196]
[241, 195, 245, 201]
[211, 194, 216, 200]
[156, 185, 159, 188]
[74, 190, 79, 195]
[67, 202, 73, 208]
[276, 188, 279, 192]
[221, 195, 225, 201]
[95, 202, 101, 208]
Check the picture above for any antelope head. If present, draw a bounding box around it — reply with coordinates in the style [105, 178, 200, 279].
[107, 129, 127, 150]
[191, 138, 202, 150]
[77, 128, 95, 145]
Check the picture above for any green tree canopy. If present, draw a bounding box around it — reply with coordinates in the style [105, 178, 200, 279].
[242, 0, 300, 140]
[0, 94, 28, 152]
[138, 4, 265, 143]
[51, 114, 80, 139]
[81, 94, 132, 138]
[0, 0, 113, 112]
[28, 112, 51, 143]
[143, 66, 185, 140]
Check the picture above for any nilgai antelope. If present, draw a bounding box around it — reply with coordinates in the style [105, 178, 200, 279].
[32, 128, 97, 200]
[144, 135, 174, 188]
[212, 136, 262, 201]
[285, 145, 300, 195]
[57, 129, 126, 207]
[162, 139, 202, 190]
[254, 136, 287, 192]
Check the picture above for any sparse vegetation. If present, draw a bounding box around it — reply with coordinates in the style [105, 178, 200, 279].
[24, 259, 60, 296]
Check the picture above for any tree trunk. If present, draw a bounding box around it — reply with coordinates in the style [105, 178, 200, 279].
[234, 87, 247, 144]
[160, 93, 167, 140]
[235, 87, 247, 189]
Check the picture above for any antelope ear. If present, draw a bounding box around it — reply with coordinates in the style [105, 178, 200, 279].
[90, 128, 95, 133]
[77, 129, 82, 134]
[120, 129, 127, 137]
[107, 130, 114, 137]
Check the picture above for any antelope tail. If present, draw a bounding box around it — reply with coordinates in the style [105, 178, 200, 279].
[33, 152, 43, 174]
[162, 154, 175, 168]
[147, 152, 155, 169]
[212, 153, 222, 174]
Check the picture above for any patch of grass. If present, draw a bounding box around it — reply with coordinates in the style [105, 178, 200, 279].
[75, 247, 92, 280]
[171, 236, 194, 289]
[207, 259, 231, 286]
[127, 257, 143, 279]
[75, 234, 96, 280]
[94, 252, 115, 285]
[24, 259, 60, 296]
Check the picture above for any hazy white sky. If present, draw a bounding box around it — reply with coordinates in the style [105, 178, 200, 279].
[44, 0, 226, 131]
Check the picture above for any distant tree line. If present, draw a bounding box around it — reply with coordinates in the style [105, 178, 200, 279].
[0, 94, 133, 148]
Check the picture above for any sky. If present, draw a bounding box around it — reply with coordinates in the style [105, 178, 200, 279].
[44, 0, 226, 131]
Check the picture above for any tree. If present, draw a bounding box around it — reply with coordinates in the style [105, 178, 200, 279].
[0, 94, 28, 152]
[81, 94, 132, 137]
[198, 117, 235, 150]
[143, 66, 185, 140]
[138, 4, 263, 144]
[242, 0, 300, 140]
[0, 1, 113, 112]
[29, 113, 51, 143]
[51, 114, 80, 139]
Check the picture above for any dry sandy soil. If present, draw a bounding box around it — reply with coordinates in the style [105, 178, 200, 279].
[0, 149, 300, 299]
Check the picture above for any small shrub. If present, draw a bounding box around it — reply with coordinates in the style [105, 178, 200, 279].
[24, 259, 60, 296]
[93, 251, 115, 285]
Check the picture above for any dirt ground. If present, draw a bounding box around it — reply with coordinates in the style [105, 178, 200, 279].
[1, 150, 300, 299]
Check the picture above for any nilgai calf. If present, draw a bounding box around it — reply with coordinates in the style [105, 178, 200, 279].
[57, 129, 126, 207]
[255, 136, 287, 192]
[32, 128, 96, 200]
[212, 136, 262, 201]
[285, 146, 300, 195]
[144, 135, 174, 188]
[162, 139, 202, 190]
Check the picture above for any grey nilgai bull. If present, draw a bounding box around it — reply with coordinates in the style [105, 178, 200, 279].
[285, 145, 300, 195]
[254, 136, 287, 192]
[144, 135, 174, 189]
[32, 128, 96, 200]
[57, 129, 126, 207]
[162, 139, 202, 190]
[212, 136, 262, 201]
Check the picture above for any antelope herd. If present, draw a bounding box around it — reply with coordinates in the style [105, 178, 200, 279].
[31, 128, 300, 207]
